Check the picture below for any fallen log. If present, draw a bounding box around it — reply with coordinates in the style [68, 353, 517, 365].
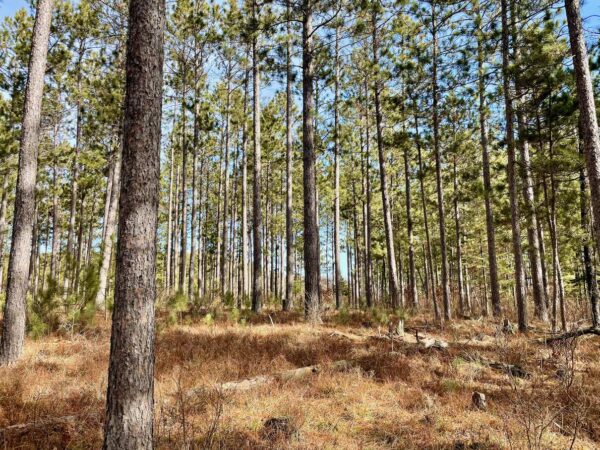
[542, 327, 600, 345]
[461, 352, 531, 379]
[189, 359, 354, 395]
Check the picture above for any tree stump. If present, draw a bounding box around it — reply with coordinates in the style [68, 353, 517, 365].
[472, 392, 487, 410]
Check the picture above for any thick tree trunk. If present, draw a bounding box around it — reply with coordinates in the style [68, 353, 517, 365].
[0, 0, 53, 365]
[302, 0, 320, 321]
[565, 0, 600, 255]
[102, 0, 164, 447]
[501, 0, 527, 331]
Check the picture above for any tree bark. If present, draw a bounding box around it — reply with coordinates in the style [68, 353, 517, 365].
[179, 71, 188, 294]
[453, 155, 465, 315]
[284, 2, 294, 311]
[0, 176, 9, 292]
[404, 144, 417, 308]
[363, 82, 373, 309]
[0, 0, 53, 365]
[578, 118, 600, 327]
[565, 0, 600, 255]
[165, 139, 174, 292]
[333, 26, 341, 310]
[102, 0, 165, 447]
[252, 0, 263, 313]
[302, 0, 320, 321]
[372, 10, 401, 309]
[95, 145, 121, 310]
[241, 66, 249, 303]
[413, 105, 439, 319]
[475, 2, 501, 317]
[431, 4, 451, 320]
[501, 0, 527, 331]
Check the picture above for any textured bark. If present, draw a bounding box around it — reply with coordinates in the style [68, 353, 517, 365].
[512, 12, 547, 321]
[179, 75, 188, 294]
[453, 155, 465, 315]
[501, 0, 527, 331]
[102, 0, 164, 447]
[565, 0, 600, 255]
[0, 0, 53, 365]
[220, 71, 232, 297]
[414, 106, 439, 319]
[372, 11, 401, 309]
[517, 124, 547, 321]
[578, 119, 600, 327]
[241, 67, 249, 302]
[165, 140, 174, 292]
[404, 145, 417, 308]
[284, 3, 294, 311]
[251, 0, 263, 313]
[333, 27, 341, 310]
[51, 160, 60, 280]
[95, 146, 121, 310]
[188, 131, 198, 297]
[475, 3, 501, 317]
[302, 0, 320, 320]
[431, 4, 451, 320]
[363, 83, 373, 309]
[0, 176, 9, 292]
[64, 74, 84, 296]
[543, 175, 566, 332]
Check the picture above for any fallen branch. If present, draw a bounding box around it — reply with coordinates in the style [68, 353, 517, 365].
[0, 415, 77, 438]
[542, 327, 600, 345]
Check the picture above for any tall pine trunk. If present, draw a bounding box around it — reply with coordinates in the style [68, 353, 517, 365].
[95, 145, 121, 310]
[302, 0, 320, 321]
[284, 3, 294, 311]
[0, 0, 53, 364]
[431, 4, 451, 320]
[372, 9, 401, 309]
[102, 0, 165, 446]
[501, 0, 527, 331]
[565, 0, 600, 256]
[333, 26, 341, 310]
[475, 1, 501, 317]
[251, 0, 263, 313]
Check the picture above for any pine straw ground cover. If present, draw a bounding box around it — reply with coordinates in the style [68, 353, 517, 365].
[0, 311, 599, 449]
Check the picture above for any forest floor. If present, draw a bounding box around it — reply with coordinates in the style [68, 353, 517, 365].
[0, 307, 599, 449]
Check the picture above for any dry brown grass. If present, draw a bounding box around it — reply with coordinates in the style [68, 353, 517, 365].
[0, 311, 599, 449]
